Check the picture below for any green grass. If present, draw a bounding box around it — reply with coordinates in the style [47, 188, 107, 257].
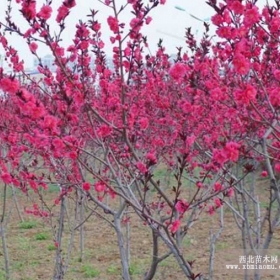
[260, 201, 277, 210]
[47, 243, 57, 251]
[17, 237, 33, 250]
[47, 184, 60, 192]
[216, 242, 231, 250]
[0, 270, 6, 280]
[81, 265, 100, 278]
[107, 265, 119, 275]
[19, 220, 37, 229]
[183, 236, 191, 247]
[14, 261, 25, 271]
[129, 263, 144, 275]
[35, 232, 49, 241]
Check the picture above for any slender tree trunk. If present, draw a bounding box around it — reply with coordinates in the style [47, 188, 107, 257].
[159, 231, 196, 279]
[145, 230, 159, 280]
[114, 214, 131, 280]
[0, 223, 9, 280]
[0, 184, 10, 280]
[125, 217, 130, 267]
[11, 186, 23, 223]
[79, 191, 85, 262]
[53, 197, 65, 280]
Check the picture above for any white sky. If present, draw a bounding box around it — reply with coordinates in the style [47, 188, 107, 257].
[0, 0, 272, 68]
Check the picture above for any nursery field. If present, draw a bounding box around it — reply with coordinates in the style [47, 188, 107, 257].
[0, 175, 280, 280]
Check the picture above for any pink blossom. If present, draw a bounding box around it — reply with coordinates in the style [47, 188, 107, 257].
[233, 54, 250, 75]
[44, 115, 58, 131]
[170, 219, 180, 233]
[273, 69, 280, 80]
[136, 161, 148, 174]
[216, 26, 233, 39]
[94, 181, 106, 192]
[208, 205, 215, 215]
[243, 6, 260, 27]
[146, 153, 157, 165]
[56, 5, 69, 23]
[29, 42, 38, 53]
[213, 149, 227, 166]
[22, 0, 36, 20]
[97, 125, 112, 138]
[224, 142, 240, 162]
[169, 63, 187, 81]
[79, 40, 89, 50]
[37, 5, 52, 20]
[83, 182, 91, 191]
[0, 78, 19, 94]
[228, 1, 245, 15]
[214, 182, 222, 192]
[139, 118, 149, 130]
[146, 16, 152, 25]
[175, 200, 189, 213]
[130, 18, 142, 33]
[228, 188, 234, 198]
[93, 22, 101, 32]
[63, 0, 76, 8]
[1, 173, 12, 184]
[107, 16, 119, 33]
[275, 164, 280, 173]
[214, 198, 222, 208]
[211, 14, 223, 26]
[234, 85, 257, 105]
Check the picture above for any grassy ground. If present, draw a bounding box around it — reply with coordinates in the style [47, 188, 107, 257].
[0, 172, 280, 279]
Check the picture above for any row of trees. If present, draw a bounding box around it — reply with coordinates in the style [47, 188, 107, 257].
[0, 0, 280, 279]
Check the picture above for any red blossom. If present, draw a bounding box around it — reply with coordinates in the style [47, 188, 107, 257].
[37, 5, 52, 20]
[169, 63, 187, 81]
[1, 173, 12, 184]
[94, 181, 106, 192]
[136, 161, 148, 174]
[214, 198, 222, 208]
[243, 6, 260, 27]
[29, 42, 38, 53]
[175, 200, 189, 213]
[208, 205, 215, 215]
[56, 5, 69, 23]
[21, 0, 36, 20]
[170, 219, 180, 233]
[233, 54, 250, 75]
[228, 1, 245, 15]
[83, 182, 91, 191]
[107, 16, 119, 33]
[0, 78, 19, 94]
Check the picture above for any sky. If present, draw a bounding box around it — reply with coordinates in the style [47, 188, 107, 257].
[0, 0, 272, 69]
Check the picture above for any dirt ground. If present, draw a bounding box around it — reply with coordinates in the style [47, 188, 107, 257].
[0, 177, 280, 280]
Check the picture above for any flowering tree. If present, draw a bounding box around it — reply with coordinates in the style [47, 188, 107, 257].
[0, 0, 280, 280]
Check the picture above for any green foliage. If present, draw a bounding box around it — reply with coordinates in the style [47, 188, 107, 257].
[35, 232, 49, 241]
[129, 263, 143, 275]
[260, 201, 277, 210]
[14, 261, 25, 271]
[81, 265, 100, 278]
[47, 184, 60, 192]
[107, 265, 119, 275]
[0, 270, 6, 280]
[17, 237, 33, 250]
[216, 242, 230, 249]
[19, 221, 37, 229]
[183, 236, 191, 247]
[47, 243, 57, 251]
